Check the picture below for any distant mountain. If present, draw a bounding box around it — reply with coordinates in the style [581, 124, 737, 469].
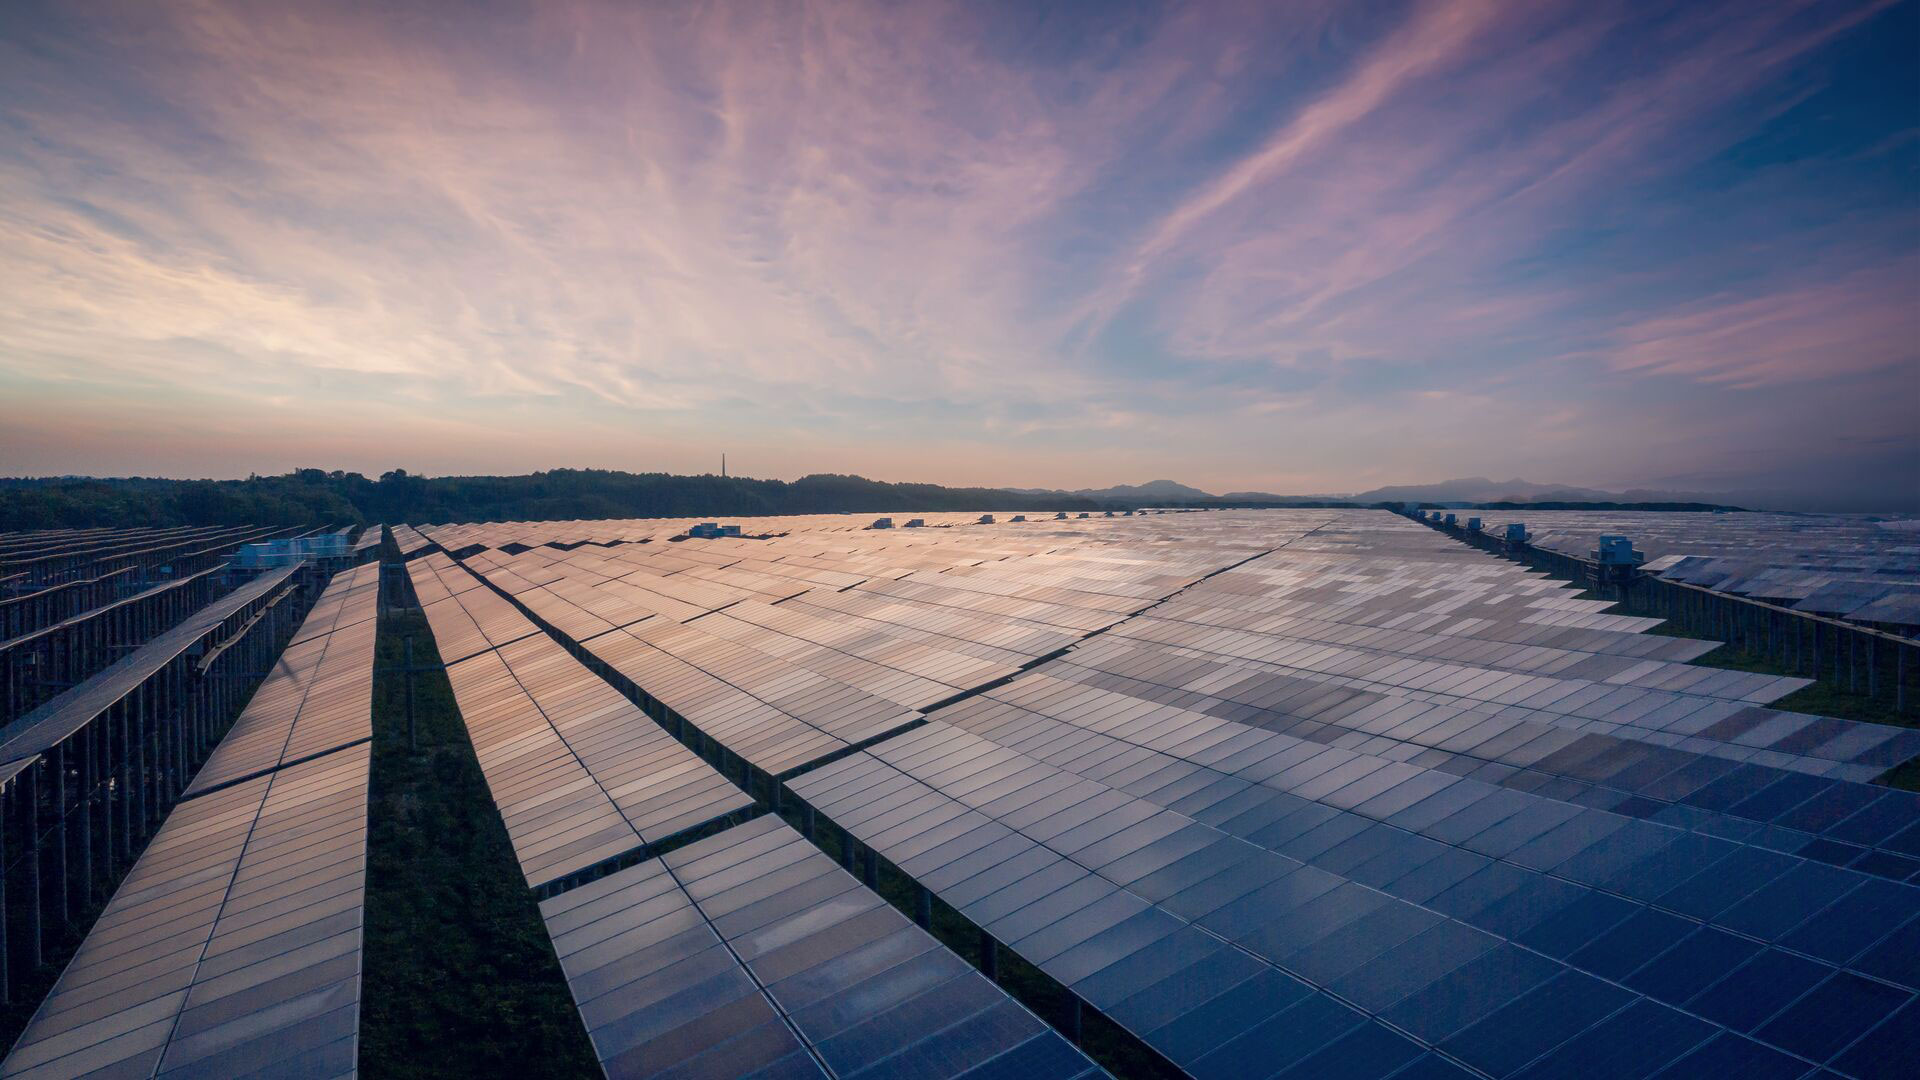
[1010, 479, 1219, 502]
[1077, 479, 1216, 501]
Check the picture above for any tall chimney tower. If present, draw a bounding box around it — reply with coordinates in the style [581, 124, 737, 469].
[722, 453, 727, 479]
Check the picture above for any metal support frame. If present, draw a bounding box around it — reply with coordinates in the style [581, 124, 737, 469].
[0, 563, 320, 1004]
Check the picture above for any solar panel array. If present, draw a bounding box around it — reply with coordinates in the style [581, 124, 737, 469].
[408, 554, 755, 892]
[1486, 511, 1920, 628]
[187, 562, 381, 795]
[1, 563, 380, 1080]
[540, 814, 1103, 1079]
[412, 508, 1918, 1080]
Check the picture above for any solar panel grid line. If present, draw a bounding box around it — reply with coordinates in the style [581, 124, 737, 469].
[929, 688, 1920, 998]
[416, 562, 755, 892]
[1087, 625, 1907, 781]
[792, 722, 1890, 1079]
[1175, 577, 1695, 662]
[1036, 645, 1920, 876]
[1487, 511, 1920, 629]
[0, 744, 370, 1080]
[538, 814, 1108, 1080]
[0, 560, 307, 766]
[579, 618, 921, 778]
[186, 567, 382, 797]
[787, 738, 1482, 1080]
[379, 510, 1915, 1079]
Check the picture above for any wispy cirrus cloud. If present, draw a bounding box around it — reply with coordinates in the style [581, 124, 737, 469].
[0, 0, 1913, 505]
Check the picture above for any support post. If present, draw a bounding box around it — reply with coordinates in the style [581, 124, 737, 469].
[405, 636, 417, 753]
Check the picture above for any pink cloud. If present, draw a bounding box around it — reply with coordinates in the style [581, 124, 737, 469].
[1606, 260, 1920, 388]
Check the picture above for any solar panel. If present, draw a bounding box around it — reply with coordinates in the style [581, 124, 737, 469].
[538, 815, 1104, 1080]
[1, 745, 369, 1080]
[418, 561, 753, 890]
[1493, 510, 1920, 627]
[791, 717, 1917, 1077]
[187, 563, 381, 795]
[379, 508, 1917, 1078]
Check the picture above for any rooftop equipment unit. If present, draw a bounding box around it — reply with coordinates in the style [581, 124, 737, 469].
[904, 518, 925, 528]
[1010, 515, 1026, 522]
[1502, 523, 1529, 544]
[1592, 535, 1644, 566]
[1103, 510, 1115, 518]
[1467, 518, 1482, 532]
[1078, 512, 1090, 518]
[1587, 535, 1644, 595]
[977, 514, 995, 524]
[236, 534, 350, 568]
[870, 517, 893, 529]
[1443, 513, 1457, 526]
[1055, 512, 1067, 520]
[687, 522, 742, 539]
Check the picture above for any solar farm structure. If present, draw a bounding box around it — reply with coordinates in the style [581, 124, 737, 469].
[1418, 511, 1920, 715]
[3, 509, 1919, 1079]
[1479, 512, 1920, 630]
[0, 526, 379, 1074]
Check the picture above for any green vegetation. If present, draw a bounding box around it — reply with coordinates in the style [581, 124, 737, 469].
[0, 469, 1107, 530]
[361, 602, 599, 1079]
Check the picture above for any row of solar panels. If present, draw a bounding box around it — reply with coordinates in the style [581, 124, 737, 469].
[406, 554, 1111, 1077]
[1490, 511, 1920, 629]
[1, 563, 382, 1080]
[415, 509, 1918, 1079]
[426, 518, 1920, 891]
[435, 513, 1915, 782]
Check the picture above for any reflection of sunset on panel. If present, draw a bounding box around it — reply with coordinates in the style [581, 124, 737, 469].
[1, 0, 1915, 505]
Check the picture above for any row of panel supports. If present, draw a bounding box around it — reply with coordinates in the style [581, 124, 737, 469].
[1428, 514, 1919, 714]
[0, 578, 313, 1005]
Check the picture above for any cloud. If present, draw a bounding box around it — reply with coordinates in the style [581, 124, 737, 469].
[1605, 259, 1918, 388]
[0, 0, 1912, 502]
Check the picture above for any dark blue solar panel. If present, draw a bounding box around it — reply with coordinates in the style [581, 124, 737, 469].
[1831, 997, 1919, 1080]
[1646, 1033, 1810, 1080]
[1567, 908, 1695, 980]
[1624, 926, 1763, 1003]
[1780, 878, 1917, 967]
[1515, 998, 1714, 1079]
[1381, 945, 1561, 1043]
[1686, 948, 1834, 1032]
[1189, 992, 1363, 1080]
[1441, 971, 1631, 1077]
[1753, 971, 1908, 1063]
[1714, 861, 1863, 939]
[1272, 1021, 1424, 1080]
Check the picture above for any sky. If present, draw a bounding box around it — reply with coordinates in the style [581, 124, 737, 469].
[1, 0, 1916, 508]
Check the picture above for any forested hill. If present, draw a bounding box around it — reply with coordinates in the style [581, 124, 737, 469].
[0, 470, 1117, 529]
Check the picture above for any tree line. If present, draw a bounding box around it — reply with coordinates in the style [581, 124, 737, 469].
[0, 469, 1109, 530]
